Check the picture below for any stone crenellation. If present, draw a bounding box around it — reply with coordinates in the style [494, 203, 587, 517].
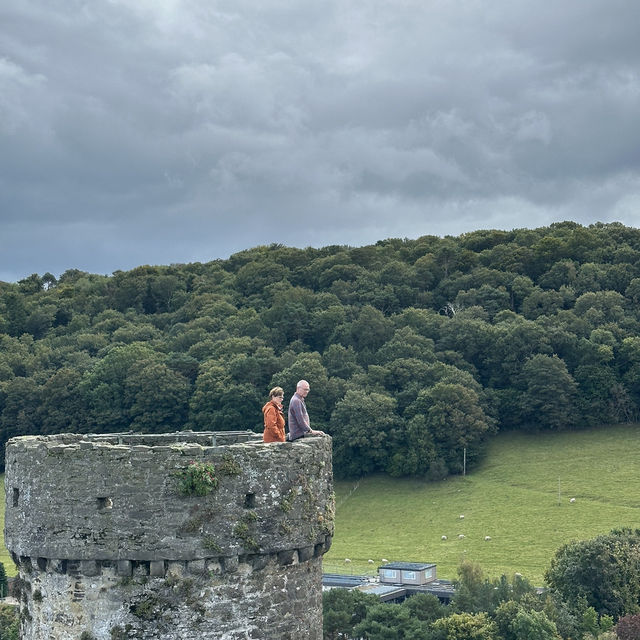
[4, 431, 334, 640]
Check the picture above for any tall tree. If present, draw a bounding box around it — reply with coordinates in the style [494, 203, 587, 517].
[79, 343, 161, 431]
[511, 608, 561, 640]
[405, 382, 495, 475]
[431, 612, 498, 640]
[519, 355, 579, 431]
[322, 589, 378, 640]
[0, 562, 8, 598]
[329, 389, 402, 478]
[545, 529, 640, 620]
[125, 361, 191, 432]
[352, 603, 433, 640]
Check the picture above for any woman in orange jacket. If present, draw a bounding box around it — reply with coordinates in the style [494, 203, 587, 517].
[262, 386, 286, 442]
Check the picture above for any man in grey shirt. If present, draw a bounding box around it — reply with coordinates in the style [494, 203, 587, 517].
[287, 380, 325, 441]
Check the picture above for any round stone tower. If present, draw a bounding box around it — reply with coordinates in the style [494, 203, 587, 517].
[4, 431, 334, 639]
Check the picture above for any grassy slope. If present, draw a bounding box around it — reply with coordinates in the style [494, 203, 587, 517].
[0, 425, 638, 583]
[323, 424, 640, 585]
[0, 480, 13, 576]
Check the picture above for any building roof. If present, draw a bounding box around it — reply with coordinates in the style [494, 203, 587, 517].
[379, 562, 436, 571]
[322, 573, 370, 589]
[357, 584, 407, 601]
[416, 580, 457, 598]
[321, 573, 457, 603]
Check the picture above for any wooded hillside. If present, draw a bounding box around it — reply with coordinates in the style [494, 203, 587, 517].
[2, 221, 640, 478]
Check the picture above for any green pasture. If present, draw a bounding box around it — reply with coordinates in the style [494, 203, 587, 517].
[1, 424, 639, 584]
[0, 480, 13, 576]
[323, 424, 640, 585]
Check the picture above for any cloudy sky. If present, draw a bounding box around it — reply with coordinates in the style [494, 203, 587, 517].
[2, 0, 640, 282]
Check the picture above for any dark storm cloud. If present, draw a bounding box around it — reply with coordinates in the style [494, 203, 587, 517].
[1, 0, 640, 281]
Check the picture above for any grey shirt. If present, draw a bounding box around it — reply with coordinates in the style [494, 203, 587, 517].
[288, 392, 310, 441]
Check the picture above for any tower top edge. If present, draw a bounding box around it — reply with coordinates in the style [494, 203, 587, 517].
[6, 430, 266, 450]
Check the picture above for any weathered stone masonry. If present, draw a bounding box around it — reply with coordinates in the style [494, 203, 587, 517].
[4, 431, 334, 639]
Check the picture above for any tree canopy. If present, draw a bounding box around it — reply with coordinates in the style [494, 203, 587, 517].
[2, 222, 640, 478]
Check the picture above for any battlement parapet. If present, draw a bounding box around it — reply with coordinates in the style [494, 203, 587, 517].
[13, 542, 332, 579]
[4, 431, 334, 563]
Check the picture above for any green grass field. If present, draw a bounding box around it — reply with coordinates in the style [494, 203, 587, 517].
[1, 424, 639, 584]
[0, 480, 13, 576]
[323, 424, 640, 585]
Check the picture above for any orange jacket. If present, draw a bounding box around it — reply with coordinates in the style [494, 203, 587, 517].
[262, 400, 286, 442]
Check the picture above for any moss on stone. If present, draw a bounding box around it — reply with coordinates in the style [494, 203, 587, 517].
[178, 507, 216, 535]
[110, 625, 133, 640]
[233, 514, 259, 552]
[279, 521, 293, 535]
[218, 453, 242, 477]
[202, 537, 222, 553]
[280, 489, 295, 513]
[131, 595, 161, 620]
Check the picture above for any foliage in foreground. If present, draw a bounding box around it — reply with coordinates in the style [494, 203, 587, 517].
[546, 529, 640, 621]
[616, 613, 640, 640]
[324, 553, 619, 640]
[0, 603, 18, 640]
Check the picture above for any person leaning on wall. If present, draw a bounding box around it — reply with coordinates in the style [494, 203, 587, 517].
[262, 386, 286, 442]
[287, 379, 325, 441]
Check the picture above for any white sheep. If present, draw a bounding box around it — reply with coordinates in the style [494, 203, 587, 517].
[381, 558, 389, 563]
[344, 558, 351, 563]
[459, 514, 465, 519]
[484, 536, 492, 541]
[569, 497, 576, 503]
[368, 559, 374, 564]
[441, 535, 448, 540]
[458, 534, 465, 539]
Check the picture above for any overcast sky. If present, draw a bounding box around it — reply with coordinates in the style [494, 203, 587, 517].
[2, 1, 640, 282]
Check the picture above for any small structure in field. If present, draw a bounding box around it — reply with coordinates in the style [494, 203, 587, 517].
[379, 561, 437, 586]
[324, 561, 455, 605]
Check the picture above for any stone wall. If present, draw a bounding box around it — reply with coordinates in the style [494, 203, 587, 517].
[4, 431, 334, 639]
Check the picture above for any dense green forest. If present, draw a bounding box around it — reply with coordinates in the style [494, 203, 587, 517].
[2, 221, 640, 478]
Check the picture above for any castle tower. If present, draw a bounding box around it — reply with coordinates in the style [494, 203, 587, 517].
[4, 431, 334, 639]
